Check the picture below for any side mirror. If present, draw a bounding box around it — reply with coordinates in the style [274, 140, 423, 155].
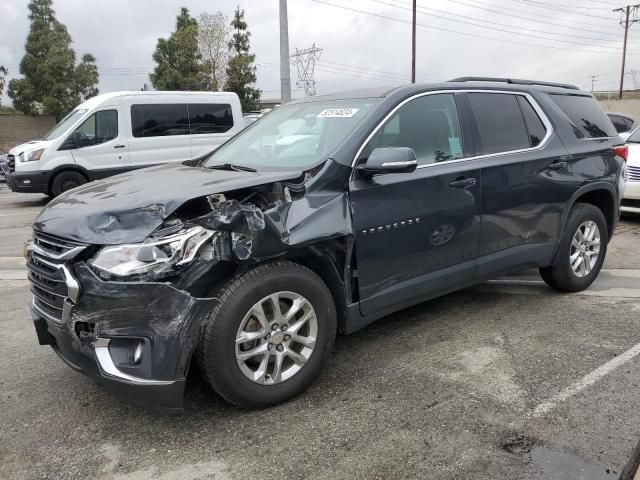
[71, 131, 83, 149]
[357, 147, 418, 176]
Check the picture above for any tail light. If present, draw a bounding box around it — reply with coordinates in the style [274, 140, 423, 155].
[613, 145, 629, 162]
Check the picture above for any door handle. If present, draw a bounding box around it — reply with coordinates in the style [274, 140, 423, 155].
[547, 160, 568, 170]
[113, 145, 126, 149]
[449, 177, 477, 189]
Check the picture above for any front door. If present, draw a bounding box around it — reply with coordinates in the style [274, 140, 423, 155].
[349, 93, 481, 316]
[69, 109, 128, 179]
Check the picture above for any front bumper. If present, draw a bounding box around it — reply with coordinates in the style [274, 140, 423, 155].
[30, 262, 218, 414]
[621, 180, 640, 213]
[6, 170, 51, 193]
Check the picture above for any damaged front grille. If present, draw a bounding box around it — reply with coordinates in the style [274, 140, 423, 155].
[27, 231, 86, 323]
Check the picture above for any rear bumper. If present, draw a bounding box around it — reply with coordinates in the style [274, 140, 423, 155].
[622, 180, 640, 213]
[6, 170, 51, 193]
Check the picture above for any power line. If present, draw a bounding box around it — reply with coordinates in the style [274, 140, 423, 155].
[373, 0, 629, 45]
[466, 0, 622, 31]
[510, 0, 620, 20]
[309, 0, 640, 55]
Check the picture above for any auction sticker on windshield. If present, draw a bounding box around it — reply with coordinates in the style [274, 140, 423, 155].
[317, 108, 360, 118]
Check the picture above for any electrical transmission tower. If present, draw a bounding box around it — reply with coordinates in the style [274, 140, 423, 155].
[613, 4, 640, 98]
[290, 44, 323, 97]
[628, 69, 640, 90]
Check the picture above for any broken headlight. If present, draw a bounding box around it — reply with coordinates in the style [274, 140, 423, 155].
[89, 226, 214, 279]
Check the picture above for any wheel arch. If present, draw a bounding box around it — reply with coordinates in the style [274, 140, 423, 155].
[284, 237, 356, 335]
[48, 165, 90, 193]
[565, 182, 618, 241]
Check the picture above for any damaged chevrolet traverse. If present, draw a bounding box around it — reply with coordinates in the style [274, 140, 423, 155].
[28, 78, 625, 413]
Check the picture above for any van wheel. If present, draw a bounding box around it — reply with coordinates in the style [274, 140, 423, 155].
[50, 171, 86, 197]
[198, 261, 336, 408]
[540, 203, 607, 292]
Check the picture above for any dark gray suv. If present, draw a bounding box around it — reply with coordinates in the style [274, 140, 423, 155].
[27, 78, 626, 413]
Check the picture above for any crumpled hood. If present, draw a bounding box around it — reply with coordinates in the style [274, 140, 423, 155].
[34, 163, 304, 245]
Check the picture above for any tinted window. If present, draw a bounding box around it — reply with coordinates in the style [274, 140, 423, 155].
[131, 104, 189, 138]
[517, 96, 547, 147]
[73, 110, 118, 148]
[189, 103, 233, 134]
[364, 94, 464, 166]
[608, 114, 627, 133]
[469, 93, 530, 154]
[623, 116, 634, 131]
[551, 95, 617, 139]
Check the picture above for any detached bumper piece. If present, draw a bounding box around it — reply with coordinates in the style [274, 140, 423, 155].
[26, 231, 218, 414]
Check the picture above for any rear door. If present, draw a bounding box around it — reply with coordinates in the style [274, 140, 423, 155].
[466, 91, 573, 278]
[127, 98, 191, 169]
[349, 92, 482, 316]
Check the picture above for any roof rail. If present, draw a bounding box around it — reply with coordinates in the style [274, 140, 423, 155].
[448, 77, 579, 91]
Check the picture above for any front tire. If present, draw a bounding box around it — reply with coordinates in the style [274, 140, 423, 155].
[540, 203, 608, 292]
[198, 261, 337, 408]
[50, 171, 87, 197]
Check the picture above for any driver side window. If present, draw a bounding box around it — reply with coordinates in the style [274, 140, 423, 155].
[364, 94, 464, 166]
[74, 110, 118, 148]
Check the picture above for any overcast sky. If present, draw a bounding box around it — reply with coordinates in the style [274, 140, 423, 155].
[1, 0, 639, 106]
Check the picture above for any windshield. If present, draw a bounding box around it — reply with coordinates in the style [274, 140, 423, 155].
[204, 98, 381, 170]
[41, 109, 88, 141]
[627, 126, 640, 143]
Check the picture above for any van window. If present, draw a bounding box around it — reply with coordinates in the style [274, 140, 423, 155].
[551, 94, 617, 139]
[364, 93, 464, 166]
[516, 96, 547, 147]
[469, 93, 530, 154]
[73, 110, 118, 147]
[131, 104, 190, 138]
[189, 104, 234, 134]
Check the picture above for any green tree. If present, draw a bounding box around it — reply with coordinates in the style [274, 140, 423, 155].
[0, 66, 7, 105]
[150, 7, 207, 91]
[224, 6, 260, 112]
[8, 0, 98, 119]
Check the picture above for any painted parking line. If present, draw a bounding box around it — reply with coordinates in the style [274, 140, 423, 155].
[0, 212, 38, 217]
[482, 268, 640, 298]
[529, 342, 640, 417]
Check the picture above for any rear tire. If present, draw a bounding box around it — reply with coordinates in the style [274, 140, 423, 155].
[198, 261, 337, 408]
[540, 203, 607, 292]
[50, 171, 86, 197]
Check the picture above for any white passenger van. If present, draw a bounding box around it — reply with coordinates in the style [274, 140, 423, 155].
[6, 91, 243, 196]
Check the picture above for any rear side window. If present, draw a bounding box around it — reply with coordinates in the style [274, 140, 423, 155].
[468, 93, 530, 154]
[188, 103, 234, 134]
[131, 104, 189, 138]
[517, 96, 547, 147]
[608, 114, 633, 133]
[551, 95, 617, 139]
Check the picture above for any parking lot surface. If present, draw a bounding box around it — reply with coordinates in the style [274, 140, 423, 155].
[1, 182, 640, 480]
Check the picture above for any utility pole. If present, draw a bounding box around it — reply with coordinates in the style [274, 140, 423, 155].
[613, 4, 640, 99]
[590, 74, 598, 93]
[279, 0, 292, 104]
[411, 0, 416, 83]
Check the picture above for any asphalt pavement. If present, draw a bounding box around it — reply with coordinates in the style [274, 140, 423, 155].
[1, 181, 640, 480]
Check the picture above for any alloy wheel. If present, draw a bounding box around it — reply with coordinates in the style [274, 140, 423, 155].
[569, 220, 601, 278]
[235, 291, 318, 385]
